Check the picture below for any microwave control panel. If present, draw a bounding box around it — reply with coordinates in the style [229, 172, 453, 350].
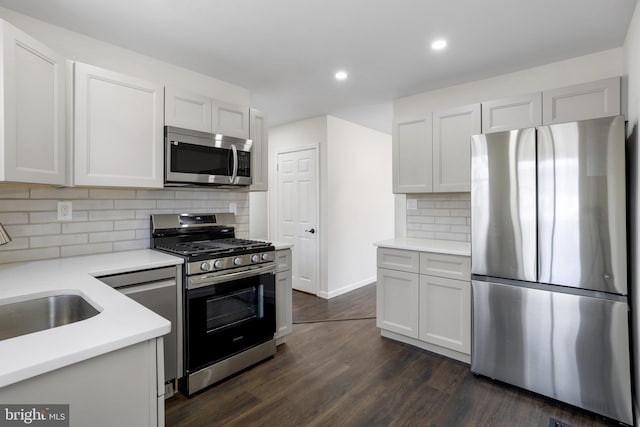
[238, 151, 251, 177]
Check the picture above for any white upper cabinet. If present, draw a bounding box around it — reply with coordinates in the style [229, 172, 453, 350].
[0, 20, 66, 185]
[432, 103, 480, 192]
[542, 77, 620, 125]
[393, 116, 433, 193]
[249, 108, 268, 191]
[164, 87, 212, 133]
[482, 92, 542, 133]
[74, 62, 164, 188]
[212, 101, 250, 139]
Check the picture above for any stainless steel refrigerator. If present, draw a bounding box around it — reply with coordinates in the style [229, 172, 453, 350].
[470, 115, 632, 424]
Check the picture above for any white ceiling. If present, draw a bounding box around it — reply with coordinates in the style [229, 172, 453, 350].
[0, 0, 636, 134]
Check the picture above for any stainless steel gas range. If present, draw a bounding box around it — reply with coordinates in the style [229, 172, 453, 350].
[151, 213, 276, 396]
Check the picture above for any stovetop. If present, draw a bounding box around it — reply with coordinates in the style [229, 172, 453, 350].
[155, 238, 272, 257]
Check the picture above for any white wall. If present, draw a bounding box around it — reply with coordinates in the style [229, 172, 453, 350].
[325, 116, 393, 298]
[0, 7, 249, 105]
[268, 116, 393, 299]
[623, 3, 640, 424]
[393, 47, 625, 237]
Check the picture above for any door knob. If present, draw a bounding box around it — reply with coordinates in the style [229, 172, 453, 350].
[305, 228, 316, 234]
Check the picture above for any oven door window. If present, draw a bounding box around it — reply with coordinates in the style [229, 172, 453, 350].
[170, 142, 231, 176]
[206, 286, 263, 333]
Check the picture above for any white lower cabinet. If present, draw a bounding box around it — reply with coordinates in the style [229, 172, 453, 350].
[275, 248, 293, 344]
[377, 247, 471, 363]
[0, 338, 164, 427]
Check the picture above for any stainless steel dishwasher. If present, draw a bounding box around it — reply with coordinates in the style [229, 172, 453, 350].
[97, 266, 182, 397]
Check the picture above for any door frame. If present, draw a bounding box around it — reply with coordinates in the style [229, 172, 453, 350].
[274, 144, 320, 296]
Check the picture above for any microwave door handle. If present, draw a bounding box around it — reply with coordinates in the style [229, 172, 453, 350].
[231, 144, 238, 184]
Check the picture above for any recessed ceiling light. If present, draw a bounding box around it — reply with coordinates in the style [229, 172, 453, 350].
[335, 71, 348, 80]
[431, 39, 447, 50]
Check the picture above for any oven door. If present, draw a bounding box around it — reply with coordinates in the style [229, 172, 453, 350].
[185, 266, 275, 373]
[165, 127, 252, 186]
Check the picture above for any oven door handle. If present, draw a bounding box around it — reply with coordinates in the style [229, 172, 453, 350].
[187, 264, 275, 290]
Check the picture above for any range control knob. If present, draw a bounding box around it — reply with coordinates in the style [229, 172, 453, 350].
[251, 254, 260, 263]
[234, 257, 243, 266]
[213, 260, 223, 269]
[261, 253, 270, 261]
[200, 262, 211, 271]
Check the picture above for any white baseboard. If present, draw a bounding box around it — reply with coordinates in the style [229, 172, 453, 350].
[318, 276, 376, 299]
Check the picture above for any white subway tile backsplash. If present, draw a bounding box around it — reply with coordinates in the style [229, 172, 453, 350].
[90, 230, 136, 243]
[1, 200, 58, 212]
[89, 189, 136, 199]
[114, 199, 157, 209]
[406, 193, 470, 242]
[0, 188, 29, 198]
[73, 200, 115, 210]
[62, 221, 113, 234]
[30, 188, 88, 199]
[6, 223, 61, 237]
[0, 247, 60, 264]
[30, 234, 88, 248]
[113, 239, 149, 252]
[89, 210, 136, 221]
[0, 212, 28, 224]
[61, 243, 113, 258]
[0, 186, 249, 265]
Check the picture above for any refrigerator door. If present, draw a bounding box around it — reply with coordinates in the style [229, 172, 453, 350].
[471, 279, 632, 425]
[471, 129, 537, 282]
[537, 116, 627, 294]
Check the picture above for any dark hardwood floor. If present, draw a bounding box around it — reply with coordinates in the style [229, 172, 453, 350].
[292, 285, 376, 323]
[166, 284, 618, 427]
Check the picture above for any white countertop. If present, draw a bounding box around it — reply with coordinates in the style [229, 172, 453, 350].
[375, 238, 471, 256]
[271, 241, 293, 250]
[0, 250, 183, 388]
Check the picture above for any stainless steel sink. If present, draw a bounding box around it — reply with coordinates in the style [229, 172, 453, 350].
[0, 294, 99, 341]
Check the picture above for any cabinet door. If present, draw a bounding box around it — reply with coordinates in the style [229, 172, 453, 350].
[1, 21, 66, 185]
[433, 104, 480, 192]
[212, 101, 250, 139]
[74, 63, 164, 188]
[392, 116, 432, 193]
[275, 269, 293, 340]
[165, 87, 212, 132]
[249, 108, 268, 191]
[542, 77, 620, 125]
[419, 275, 470, 354]
[482, 93, 542, 133]
[376, 268, 419, 338]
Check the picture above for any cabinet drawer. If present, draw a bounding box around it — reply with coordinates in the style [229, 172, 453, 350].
[377, 248, 419, 273]
[420, 252, 470, 280]
[275, 249, 292, 273]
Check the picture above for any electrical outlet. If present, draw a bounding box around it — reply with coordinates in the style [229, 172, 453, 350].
[229, 203, 237, 214]
[57, 201, 72, 221]
[407, 199, 418, 210]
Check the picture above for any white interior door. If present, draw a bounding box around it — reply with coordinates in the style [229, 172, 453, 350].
[277, 148, 319, 295]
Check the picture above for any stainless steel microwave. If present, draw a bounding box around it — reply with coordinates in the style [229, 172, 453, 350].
[164, 126, 252, 187]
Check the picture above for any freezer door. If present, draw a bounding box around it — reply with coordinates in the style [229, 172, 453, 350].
[537, 116, 627, 294]
[471, 129, 537, 282]
[471, 279, 632, 424]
